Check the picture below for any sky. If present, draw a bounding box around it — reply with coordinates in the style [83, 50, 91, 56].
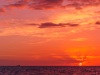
[0, 0, 100, 66]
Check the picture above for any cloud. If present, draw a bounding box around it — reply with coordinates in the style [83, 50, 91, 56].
[30, 55, 81, 66]
[26, 22, 79, 28]
[39, 22, 79, 28]
[95, 21, 100, 25]
[3, 0, 64, 10]
[67, 0, 100, 6]
[65, 23, 79, 27]
[64, 0, 100, 10]
[39, 22, 65, 28]
[0, 0, 100, 12]
[71, 38, 87, 42]
[0, 8, 5, 12]
[6, 4, 26, 8]
[26, 23, 39, 26]
[51, 55, 80, 63]
[4, 0, 28, 9]
[29, 0, 64, 9]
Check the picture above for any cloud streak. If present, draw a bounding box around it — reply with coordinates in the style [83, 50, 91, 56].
[29, 0, 64, 10]
[27, 22, 79, 28]
[0, 0, 100, 12]
[39, 22, 65, 28]
[2, 0, 64, 10]
[71, 38, 87, 42]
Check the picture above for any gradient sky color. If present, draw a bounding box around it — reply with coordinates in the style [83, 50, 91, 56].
[0, 0, 100, 66]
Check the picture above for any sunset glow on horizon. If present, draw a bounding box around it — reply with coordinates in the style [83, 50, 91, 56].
[0, 0, 100, 66]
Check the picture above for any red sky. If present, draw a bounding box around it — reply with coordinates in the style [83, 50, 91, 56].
[0, 0, 100, 66]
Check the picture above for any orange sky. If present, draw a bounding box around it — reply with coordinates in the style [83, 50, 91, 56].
[0, 0, 100, 66]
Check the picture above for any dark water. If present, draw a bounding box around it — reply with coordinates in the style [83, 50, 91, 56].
[0, 66, 100, 75]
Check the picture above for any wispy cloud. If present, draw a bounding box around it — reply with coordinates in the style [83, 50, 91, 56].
[0, 0, 100, 12]
[1, 0, 64, 10]
[65, 23, 79, 27]
[71, 38, 87, 42]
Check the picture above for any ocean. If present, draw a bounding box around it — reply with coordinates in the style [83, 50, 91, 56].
[0, 66, 100, 75]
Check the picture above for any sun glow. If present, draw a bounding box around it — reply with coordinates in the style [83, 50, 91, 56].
[79, 63, 83, 66]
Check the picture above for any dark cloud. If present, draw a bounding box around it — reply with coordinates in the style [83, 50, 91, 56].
[65, 23, 79, 27]
[6, 4, 26, 8]
[95, 21, 100, 25]
[0, 0, 100, 11]
[26, 22, 79, 28]
[29, 0, 64, 9]
[52, 55, 80, 64]
[69, 0, 100, 6]
[64, 0, 100, 9]
[3, 0, 64, 10]
[5, 0, 27, 8]
[39, 22, 65, 28]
